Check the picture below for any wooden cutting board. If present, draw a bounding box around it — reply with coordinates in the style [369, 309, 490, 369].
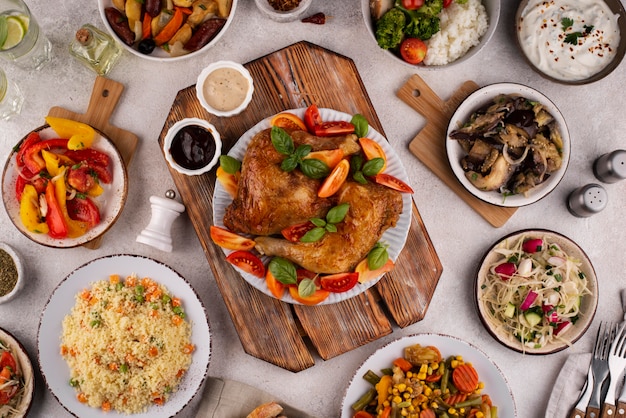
[159, 42, 442, 372]
[397, 74, 517, 228]
[47, 76, 139, 249]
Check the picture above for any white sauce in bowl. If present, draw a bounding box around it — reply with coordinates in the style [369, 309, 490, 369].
[202, 68, 250, 112]
[518, 0, 620, 81]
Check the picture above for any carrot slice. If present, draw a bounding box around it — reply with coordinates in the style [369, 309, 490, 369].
[393, 357, 413, 373]
[318, 159, 349, 198]
[445, 392, 468, 406]
[419, 409, 436, 418]
[452, 363, 479, 393]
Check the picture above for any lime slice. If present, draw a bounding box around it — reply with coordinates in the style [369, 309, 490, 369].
[0, 16, 8, 49]
[1, 16, 26, 50]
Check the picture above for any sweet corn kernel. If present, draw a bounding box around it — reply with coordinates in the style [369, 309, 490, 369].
[406, 371, 413, 378]
[393, 396, 403, 404]
[448, 408, 457, 415]
[476, 413, 484, 418]
[432, 362, 439, 370]
[407, 387, 413, 394]
[478, 382, 485, 389]
[419, 364, 428, 373]
[431, 402, 438, 409]
[450, 359, 459, 368]
[397, 383, 407, 392]
[401, 410, 408, 417]
[424, 387, 432, 396]
[403, 393, 411, 400]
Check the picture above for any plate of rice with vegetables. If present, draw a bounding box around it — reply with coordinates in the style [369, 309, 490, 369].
[38, 254, 211, 417]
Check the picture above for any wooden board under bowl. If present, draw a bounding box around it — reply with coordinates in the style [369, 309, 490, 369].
[158, 41, 443, 372]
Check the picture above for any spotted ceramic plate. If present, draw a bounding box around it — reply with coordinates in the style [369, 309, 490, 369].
[341, 333, 517, 417]
[212, 108, 412, 305]
[37, 254, 211, 418]
[1, 124, 128, 248]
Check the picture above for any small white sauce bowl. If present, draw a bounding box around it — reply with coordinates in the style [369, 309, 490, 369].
[0, 242, 24, 305]
[254, 0, 313, 23]
[196, 61, 254, 117]
[163, 118, 222, 176]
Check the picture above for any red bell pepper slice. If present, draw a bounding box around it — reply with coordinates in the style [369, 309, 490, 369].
[45, 180, 68, 239]
[64, 149, 112, 183]
[15, 166, 47, 202]
[22, 138, 69, 174]
[311, 121, 355, 137]
[15, 132, 41, 167]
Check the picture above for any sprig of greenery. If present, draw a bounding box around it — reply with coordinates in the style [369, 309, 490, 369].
[367, 242, 390, 271]
[268, 257, 316, 297]
[561, 17, 594, 45]
[350, 154, 385, 184]
[561, 17, 573, 31]
[219, 155, 241, 174]
[271, 126, 330, 179]
[301, 202, 350, 243]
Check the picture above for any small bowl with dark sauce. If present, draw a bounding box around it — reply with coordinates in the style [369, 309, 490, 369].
[163, 118, 222, 176]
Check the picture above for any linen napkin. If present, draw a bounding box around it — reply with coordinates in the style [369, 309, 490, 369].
[195, 377, 319, 418]
[545, 353, 591, 418]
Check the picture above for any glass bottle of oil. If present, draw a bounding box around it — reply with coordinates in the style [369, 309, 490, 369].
[69, 24, 122, 76]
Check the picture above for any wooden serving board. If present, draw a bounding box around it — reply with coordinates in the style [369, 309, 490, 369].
[397, 74, 517, 228]
[159, 42, 442, 372]
[48, 76, 139, 249]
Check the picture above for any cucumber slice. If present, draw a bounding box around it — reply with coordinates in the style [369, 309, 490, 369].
[525, 311, 543, 327]
[504, 302, 516, 318]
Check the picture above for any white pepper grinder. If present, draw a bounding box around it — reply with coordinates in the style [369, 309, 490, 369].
[136, 190, 185, 252]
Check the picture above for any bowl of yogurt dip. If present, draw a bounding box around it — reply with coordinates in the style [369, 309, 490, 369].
[196, 61, 254, 117]
[516, 0, 626, 84]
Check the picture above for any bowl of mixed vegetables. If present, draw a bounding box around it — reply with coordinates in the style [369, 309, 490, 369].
[0, 327, 34, 417]
[475, 229, 598, 355]
[362, 0, 500, 68]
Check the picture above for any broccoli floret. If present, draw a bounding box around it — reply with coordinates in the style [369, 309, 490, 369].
[375, 8, 406, 50]
[405, 13, 440, 40]
[417, 0, 443, 17]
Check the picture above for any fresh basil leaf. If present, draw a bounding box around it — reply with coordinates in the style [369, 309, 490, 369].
[219, 155, 241, 174]
[298, 278, 316, 298]
[350, 155, 363, 173]
[367, 244, 389, 271]
[363, 158, 385, 176]
[294, 144, 312, 159]
[310, 218, 326, 227]
[325, 224, 337, 233]
[281, 154, 299, 172]
[300, 159, 330, 179]
[351, 114, 369, 138]
[268, 257, 297, 285]
[300, 227, 326, 242]
[326, 202, 350, 224]
[353, 171, 368, 184]
[271, 126, 295, 155]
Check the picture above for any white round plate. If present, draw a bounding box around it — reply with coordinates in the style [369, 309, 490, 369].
[0, 326, 35, 417]
[2, 125, 128, 248]
[446, 83, 570, 207]
[341, 333, 517, 417]
[37, 254, 211, 418]
[212, 108, 412, 305]
[98, 0, 238, 62]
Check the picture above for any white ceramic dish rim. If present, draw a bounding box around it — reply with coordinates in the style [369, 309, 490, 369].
[163, 118, 222, 175]
[97, 0, 238, 62]
[0, 326, 35, 417]
[340, 333, 517, 417]
[37, 254, 212, 418]
[361, 0, 501, 69]
[0, 242, 24, 304]
[195, 60, 254, 117]
[446, 82, 571, 207]
[212, 107, 412, 305]
[1, 125, 129, 248]
[474, 229, 598, 355]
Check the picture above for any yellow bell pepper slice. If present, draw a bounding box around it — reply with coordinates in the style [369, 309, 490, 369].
[87, 182, 104, 197]
[19, 184, 49, 234]
[41, 149, 75, 177]
[375, 374, 393, 408]
[54, 169, 89, 238]
[45, 116, 96, 151]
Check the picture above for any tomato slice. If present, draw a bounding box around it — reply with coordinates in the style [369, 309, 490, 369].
[443, 0, 453, 7]
[281, 221, 315, 243]
[64, 149, 112, 184]
[270, 112, 307, 132]
[216, 166, 239, 199]
[318, 159, 349, 198]
[303, 149, 344, 169]
[355, 258, 395, 283]
[359, 137, 387, 172]
[0, 352, 16, 372]
[67, 196, 101, 228]
[401, 0, 425, 9]
[265, 269, 286, 299]
[400, 38, 428, 65]
[15, 132, 41, 167]
[210, 226, 255, 251]
[288, 286, 330, 305]
[320, 272, 359, 293]
[374, 173, 414, 193]
[304, 104, 323, 132]
[226, 250, 265, 278]
[311, 121, 355, 137]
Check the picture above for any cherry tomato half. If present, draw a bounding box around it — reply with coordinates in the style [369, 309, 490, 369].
[270, 112, 307, 132]
[444, 0, 453, 7]
[374, 173, 414, 194]
[304, 104, 323, 132]
[210, 225, 256, 251]
[318, 159, 350, 198]
[400, 38, 428, 65]
[281, 221, 316, 243]
[303, 149, 344, 169]
[226, 250, 265, 278]
[358, 137, 387, 172]
[320, 272, 359, 293]
[0, 352, 16, 372]
[401, 0, 425, 10]
[311, 121, 355, 137]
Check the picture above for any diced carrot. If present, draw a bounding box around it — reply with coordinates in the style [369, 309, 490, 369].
[80, 290, 91, 300]
[171, 297, 181, 307]
[152, 393, 164, 405]
[150, 309, 159, 318]
[393, 357, 414, 373]
[420, 409, 436, 418]
[445, 392, 468, 405]
[182, 344, 195, 354]
[482, 394, 493, 407]
[148, 346, 158, 357]
[101, 401, 111, 411]
[452, 363, 479, 393]
[353, 412, 375, 418]
[380, 405, 392, 418]
[125, 275, 137, 287]
[172, 315, 183, 326]
[109, 274, 120, 284]
[60, 345, 68, 355]
[424, 372, 442, 382]
[176, 369, 185, 378]
[108, 363, 118, 371]
[77, 392, 88, 403]
[141, 277, 153, 287]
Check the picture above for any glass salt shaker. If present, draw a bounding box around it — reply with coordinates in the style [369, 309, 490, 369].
[69, 24, 122, 76]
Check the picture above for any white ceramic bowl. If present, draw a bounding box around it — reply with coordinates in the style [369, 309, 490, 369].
[0, 326, 35, 417]
[515, 0, 626, 85]
[163, 118, 222, 176]
[97, 0, 238, 62]
[0, 243, 24, 305]
[475, 229, 598, 355]
[254, 0, 313, 23]
[196, 60, 254, 117]
[446, 83, 570, 207]
[361, 0, 500, 68]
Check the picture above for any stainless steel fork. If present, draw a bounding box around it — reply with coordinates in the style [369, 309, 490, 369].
[585, 321, 616, 418]
[602, 323, 626, 417]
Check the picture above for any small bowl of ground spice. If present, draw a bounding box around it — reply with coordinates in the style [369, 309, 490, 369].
[254, 0, 312, 22]
[0, 243, 24, 304]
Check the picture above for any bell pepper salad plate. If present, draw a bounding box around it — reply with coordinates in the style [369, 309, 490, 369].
[211, 107, 413, 306]
[341, 333, 517, 417]
[1, 119, 128, 248]
[38, 254, 211, 417]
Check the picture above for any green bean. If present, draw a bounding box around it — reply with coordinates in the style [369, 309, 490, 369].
[454, 396, 483, 408]
[381, 367, 393, 375]
[440, 363, 449, 394]
[362, 369, 381, 386]
[351, 388, 376, 411]
[491, 406, 498, 418]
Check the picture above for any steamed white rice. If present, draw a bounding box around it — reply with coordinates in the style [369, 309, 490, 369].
[424, 0, 489, 66]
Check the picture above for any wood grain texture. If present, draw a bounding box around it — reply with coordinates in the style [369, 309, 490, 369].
[159, 42, 442, 371]
[47, 76, 139, 249]
[397, 74, 517, 228]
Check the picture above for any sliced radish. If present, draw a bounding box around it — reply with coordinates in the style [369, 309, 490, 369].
[554, 321, 572, 336]
[494, 262, 516, 280]
[522, 238, 543, 253]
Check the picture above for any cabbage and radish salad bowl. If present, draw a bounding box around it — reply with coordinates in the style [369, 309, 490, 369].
[475, 229, 597, 354]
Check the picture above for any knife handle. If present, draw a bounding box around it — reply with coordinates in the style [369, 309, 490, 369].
[586, 406, 601, 418]
[602, 404, 616, 418]
[615, 401, 626, 418]
[569, 408, 586, 418]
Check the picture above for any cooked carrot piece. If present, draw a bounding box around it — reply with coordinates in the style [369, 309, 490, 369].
[77, 392, 88, 403]
[445, 392, 468, 405]
[419, 409, 436, 418]
[452, 363, 479, 393]
[101, 401, 111, 411]
[392, 357, 413, 373]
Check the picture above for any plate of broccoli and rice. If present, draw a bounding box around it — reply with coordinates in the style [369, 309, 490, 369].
[362, 0, 500, 68]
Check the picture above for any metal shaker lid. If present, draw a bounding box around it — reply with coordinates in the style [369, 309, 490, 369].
[567, 184, 608, 217]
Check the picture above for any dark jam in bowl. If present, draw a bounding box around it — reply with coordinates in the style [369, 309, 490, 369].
[169, 125, 216, 170]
